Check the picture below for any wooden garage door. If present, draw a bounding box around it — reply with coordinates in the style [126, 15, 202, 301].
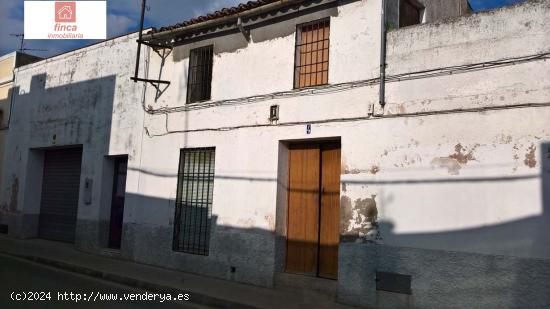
[286, 142, 341, 279]
[38, 147, 83, 243]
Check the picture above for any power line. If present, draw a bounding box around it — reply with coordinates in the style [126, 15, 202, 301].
[143, 51, 550, 115]
[146, 101, 550, 137]
[142, 51, 550, 137]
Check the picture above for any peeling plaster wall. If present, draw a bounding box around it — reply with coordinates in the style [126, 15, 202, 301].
[0, 33, 145, 250]
[340, 109, 550, 255]
[360, 0, 550, 257]
[134, 0, 550, 297]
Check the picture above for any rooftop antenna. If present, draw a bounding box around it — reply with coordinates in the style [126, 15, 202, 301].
[9, 33, 48, 53]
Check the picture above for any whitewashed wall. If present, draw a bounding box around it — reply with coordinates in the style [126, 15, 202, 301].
[140, 0, 550, 261]
[0, 33, 145, 250]
[0, 0, 548, 298]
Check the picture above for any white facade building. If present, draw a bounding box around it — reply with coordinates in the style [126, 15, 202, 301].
[1, 0, 549, 307]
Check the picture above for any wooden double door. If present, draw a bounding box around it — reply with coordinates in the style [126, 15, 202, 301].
[286, 142, 341, 279]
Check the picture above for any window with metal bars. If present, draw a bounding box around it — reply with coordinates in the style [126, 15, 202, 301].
[173, 148, 216, 255]
[187, 45, 214, 103]
[294, 18, 330, 89]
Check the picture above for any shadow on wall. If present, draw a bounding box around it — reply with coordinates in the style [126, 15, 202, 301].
[119, 193, 279, 287]
[121, 143, 550, 306]
[11, 73, 118, 150]
[130, 141, 549, 261]
[0, 72, 118, 246]
[126, 141, 550, 262]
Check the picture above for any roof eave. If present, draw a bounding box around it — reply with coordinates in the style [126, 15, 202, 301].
[142, 0, 303, 43]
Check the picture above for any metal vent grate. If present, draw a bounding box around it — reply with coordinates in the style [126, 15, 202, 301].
[376, 271, 412, 295]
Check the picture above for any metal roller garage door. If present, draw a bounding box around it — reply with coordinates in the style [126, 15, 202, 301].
[38, 147, 83, 243]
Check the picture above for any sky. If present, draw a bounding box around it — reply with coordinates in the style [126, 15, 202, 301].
[0, 0, 527, 58]
[468, 0, 525, 10]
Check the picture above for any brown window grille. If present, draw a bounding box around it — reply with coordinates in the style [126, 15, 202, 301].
[187, 45, 214, 103]
[173, 148, 216, 255]
[294, 18, 330, 88]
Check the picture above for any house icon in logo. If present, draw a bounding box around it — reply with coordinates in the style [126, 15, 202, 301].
[55, 2, 76, 23]
[58, 6, 72, 20]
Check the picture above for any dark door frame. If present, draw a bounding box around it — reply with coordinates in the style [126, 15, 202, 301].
[108, 155, 128, 249]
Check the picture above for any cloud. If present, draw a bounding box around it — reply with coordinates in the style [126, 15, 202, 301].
[108, 13, 135, 37]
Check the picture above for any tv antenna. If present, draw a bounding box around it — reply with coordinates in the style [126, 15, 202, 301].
[9, 33, 48, 53]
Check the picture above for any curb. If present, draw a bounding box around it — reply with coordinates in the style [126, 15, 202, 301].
[2, 252, 257, 309]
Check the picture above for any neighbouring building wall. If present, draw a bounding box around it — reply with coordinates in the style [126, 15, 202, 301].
[0, 54, 15, 83]
[0, 33, 145, 251]
[0, 52, 41, 197]
[339, 1, 550, 308]
[14, 53, 42, 68]
[378, 0, 549, 257]
[0, 53, 16, 199]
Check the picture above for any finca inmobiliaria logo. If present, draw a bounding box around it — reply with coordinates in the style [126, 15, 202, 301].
[24, 1, 106, 40]
[51, 1, 82, 38]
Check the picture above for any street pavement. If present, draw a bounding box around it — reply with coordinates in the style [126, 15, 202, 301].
[0, 253, 202, 309]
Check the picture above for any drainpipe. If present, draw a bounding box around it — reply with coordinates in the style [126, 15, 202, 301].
[379, 0, 387, 108]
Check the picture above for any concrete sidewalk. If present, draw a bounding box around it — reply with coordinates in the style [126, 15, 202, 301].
[0, 235, 354, 309]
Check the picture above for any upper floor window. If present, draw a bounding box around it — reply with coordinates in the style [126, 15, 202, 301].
[294, 18, 330, 89]
[399, 0, 424, 27]
[187, 45, 213, 103]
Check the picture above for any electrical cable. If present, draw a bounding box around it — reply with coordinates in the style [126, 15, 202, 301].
[146, 101, 550, 137]
[143, 51, 550, 137]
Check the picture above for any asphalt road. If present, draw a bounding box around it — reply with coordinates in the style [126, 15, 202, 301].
[0, 253, 202, 309]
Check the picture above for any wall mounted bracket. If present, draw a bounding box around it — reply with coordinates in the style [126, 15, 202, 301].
[131, 0, 171, 86]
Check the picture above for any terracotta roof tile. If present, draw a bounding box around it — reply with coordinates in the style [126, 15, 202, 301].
[149, 0, 280, 34]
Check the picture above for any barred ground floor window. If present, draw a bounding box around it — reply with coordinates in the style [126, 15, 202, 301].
[173, 148, 216, 255]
